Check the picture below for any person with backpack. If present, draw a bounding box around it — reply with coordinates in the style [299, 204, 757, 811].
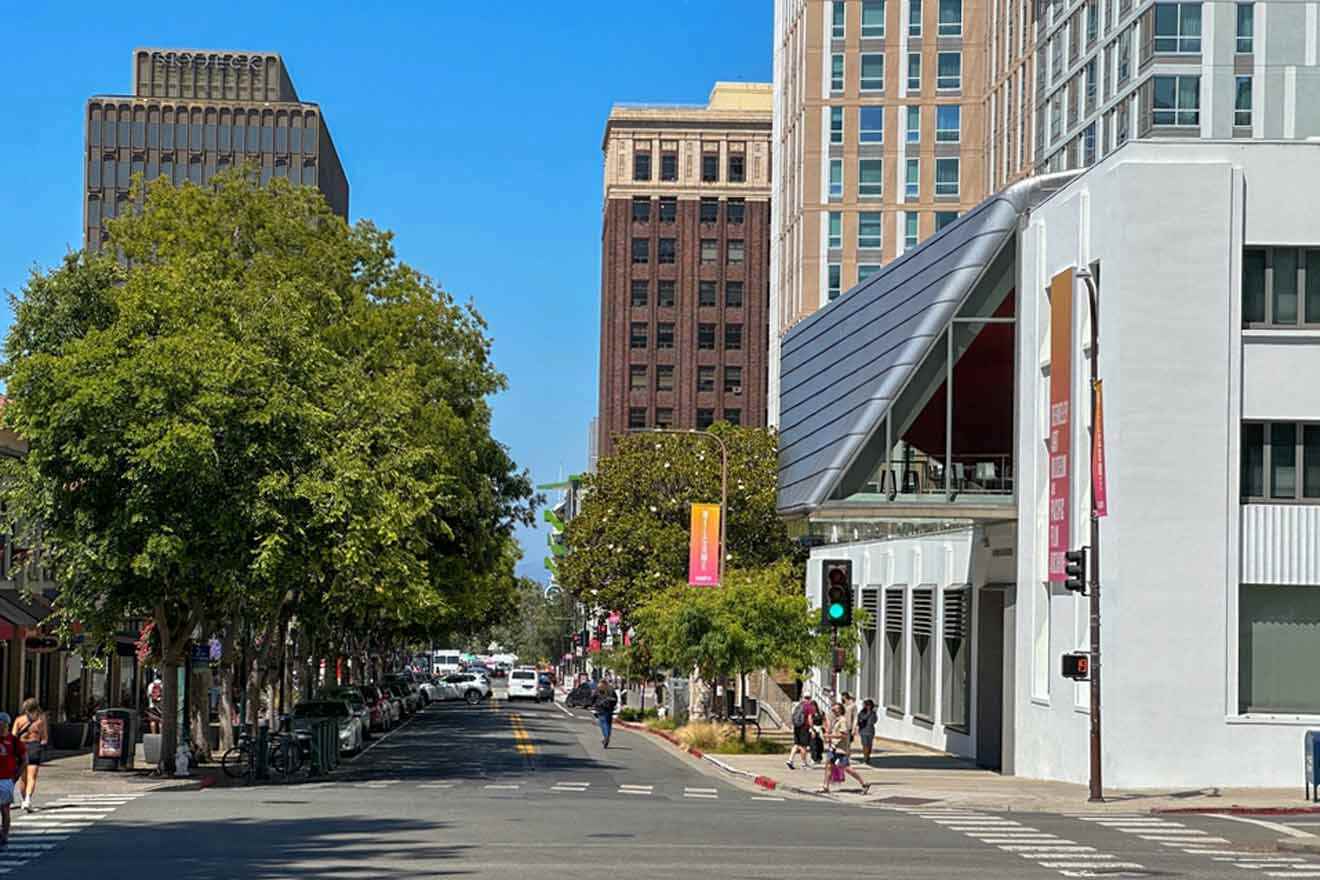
[786, 694, 816, 770]
[0, 713, 28, 849]
[818, 702, 870, 795]
[590, 680, 618, 748]
[809, 699, 826, 766]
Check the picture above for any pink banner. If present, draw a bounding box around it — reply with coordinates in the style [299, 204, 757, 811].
[1048, 269, 1074, 582]
[688, 503, 721, 586]
[1093, 379, 1108, 518]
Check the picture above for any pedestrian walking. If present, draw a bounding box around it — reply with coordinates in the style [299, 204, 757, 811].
[808, 699, 826, 766]
[857, 699, 877, 764]
[13, 699, 46, 812]
[591, 680, 618, 748]
[786, 694, 817, 769]
[0, 714, 28, 849]
[842, 692, 859, 752]
[818, 703, 870, 795]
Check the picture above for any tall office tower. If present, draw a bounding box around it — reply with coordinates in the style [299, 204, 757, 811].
[1029, 0, 1320, 175]
[987, 0, 1039, 190]
[84, 48, 349, 250]
[770, 0, 989, 424]
[595, 83, 774, 459]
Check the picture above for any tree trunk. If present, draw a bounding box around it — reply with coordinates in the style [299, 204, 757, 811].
[739, 671, 748, 743]
[216, 659, 237, 752]
[188, 663, 212, 762]
[159, 655, 180, 774]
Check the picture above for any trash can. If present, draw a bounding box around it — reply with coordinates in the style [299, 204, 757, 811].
[1306, 730, 1320, 802]
[91, 708, 139, 771]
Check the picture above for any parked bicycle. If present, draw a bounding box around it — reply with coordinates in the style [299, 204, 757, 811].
[221, 726, 304, 782]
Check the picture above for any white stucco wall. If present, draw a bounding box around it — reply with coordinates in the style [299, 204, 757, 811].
[1015, 141, 1320, 788]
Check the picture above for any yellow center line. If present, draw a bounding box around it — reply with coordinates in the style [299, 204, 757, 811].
[509, 712, 536, 755]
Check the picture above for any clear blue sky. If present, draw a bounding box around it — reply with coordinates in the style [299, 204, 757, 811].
[2, 2, 773, 582]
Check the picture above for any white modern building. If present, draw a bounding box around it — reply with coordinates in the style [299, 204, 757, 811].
[780, 139, 1320, 787]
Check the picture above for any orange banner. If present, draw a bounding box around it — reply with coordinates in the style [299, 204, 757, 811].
[1048, 268, 1074, 582]
[688, 502, 721, 586]
[1093, 379, 1108, 517]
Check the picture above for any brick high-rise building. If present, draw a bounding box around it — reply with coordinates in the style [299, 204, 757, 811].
[84, 48, 348, 250]
[596, 83, 773, 457]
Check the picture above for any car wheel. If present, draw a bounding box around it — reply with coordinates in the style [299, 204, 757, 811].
[465, 689, 481, 705]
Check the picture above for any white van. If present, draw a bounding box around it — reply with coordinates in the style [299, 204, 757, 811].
[433, 651, 462, 676]
[507, 667, 540, 701]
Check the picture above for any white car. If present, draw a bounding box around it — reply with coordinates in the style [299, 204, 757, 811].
[507, 668, 539, 701]
[419, 678, 444, 703]
[439, 672, 490, 705]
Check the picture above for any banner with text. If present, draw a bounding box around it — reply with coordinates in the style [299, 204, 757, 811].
[688, 502, 721, 586]
[1093, 378, 1108, 517]
[1048, 268, 1075, 582]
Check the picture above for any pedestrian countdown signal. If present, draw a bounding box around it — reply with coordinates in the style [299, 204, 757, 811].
[821, 559, 853, 628]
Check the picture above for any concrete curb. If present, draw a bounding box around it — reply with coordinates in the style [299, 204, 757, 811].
[1278, 838, 1320, 854]
[1154, 805, 1320, 816]
[614, 720, 814, 796]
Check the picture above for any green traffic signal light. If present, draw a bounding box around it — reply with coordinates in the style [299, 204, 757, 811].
[828, 602, 846, 620]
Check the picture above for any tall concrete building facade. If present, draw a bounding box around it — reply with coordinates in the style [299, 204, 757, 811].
[771, 0, 989, 422]
[84, 48, 348, 250]
[596, 84, 773, 458]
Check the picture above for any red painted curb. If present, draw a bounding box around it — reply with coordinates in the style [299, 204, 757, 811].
[754, 775, 778, 790]
[198, 775, 216, 790]
[689, 747, 704, 758]
[1154, 805, 1320, 816]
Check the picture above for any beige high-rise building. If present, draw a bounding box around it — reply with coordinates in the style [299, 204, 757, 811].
[771, 0, 990, 424]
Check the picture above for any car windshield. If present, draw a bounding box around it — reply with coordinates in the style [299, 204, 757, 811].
[294, 702, 348, 719]
[511, 671, 535, 680]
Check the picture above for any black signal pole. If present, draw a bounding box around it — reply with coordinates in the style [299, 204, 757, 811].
[1077, 265, 1103, 803]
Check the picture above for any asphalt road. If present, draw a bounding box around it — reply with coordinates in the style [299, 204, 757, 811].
[20, 691, 1320, 879]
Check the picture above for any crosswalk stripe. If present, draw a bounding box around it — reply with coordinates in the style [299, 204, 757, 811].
[752, 796, 785, 801]
[1039, 862, 1145, 870]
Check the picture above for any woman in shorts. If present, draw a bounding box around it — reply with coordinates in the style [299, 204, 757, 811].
[13, 699, 46, 812]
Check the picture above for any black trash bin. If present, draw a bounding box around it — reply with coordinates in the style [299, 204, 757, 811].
[91, 708, 139, 771]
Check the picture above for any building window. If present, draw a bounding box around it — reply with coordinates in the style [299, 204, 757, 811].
[1083, 123, 1096, 165]
[630, 322, 648, 349]
[936, 210, 958, 231]
[909, 0, 923, 36]
[861, 53, 885, 91]
[725, 324, 743, 350]
[631, 238, 649, 264]
[1086, 0, 1099, 43]
[905, 158, 920, 199]
[629, 408, 647, 430]
[830, 106, 844, 144]
[858, 212, 883, 249]
[859, 159, 884, 197]
[828, 263, 842, 301]
[659, 197, 677, 223]
[629, 365, 648, 392]
[660, 152, 678, 181]
[728, 153, 746, 183]
[632, 197, 650, 223]
[833, 0, 847, 38]
[634, 151, 651, 181]
[831, 53, 845, 92]
[655, 408, 674, 429]
[1152, 75, 1201, 126]
[1154, 3, 1202, 53]
[859, 264, 881, 281]
[1237, 2, 1254, 52]
[937, 52, 962, 90]
[697, 408, 716, 429]
[906, 106, 920, 142]
[700, 198, 719, 224]
[860, 106, 884, 142]
[1118, 29, 1132, 82]
[701, 239, 719, 264]
[656, 365, 674, 391]
[724, 366, 743, 394]
[1243, 247, 1320, 326]
[942, 589, 970, 730]
[884, 589, 905, 713]
[698, 324, 716, 350]
[699, 281, 718, 307]
[1240, 583, 1320, 714]
[905, 212, 919, 248]
[631, 280, 649, 307]
[828, 211, 843, 248]
[725, 281, 744, 307]
[698, 366, 717, 393]
[935, 158, 958, 197]
[727, 199, 745, 224]
[829, 159, 844, 198]
[702, 153, 720, 182]
[907, 53, 922, 91]
[1241, 421, 1320, 501]
[658, 280, 676, 308]
[728, 240, 745, 265]
[1235, 76, 1253, 127]
[724, 408, 742, 426]
[863, 0, 886, 37]
[936, 105, 960, 141]
[658, 239, 677, 264]
[938, 0, 963, 35]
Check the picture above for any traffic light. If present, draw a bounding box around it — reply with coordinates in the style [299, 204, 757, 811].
[821, 559, 853, 628]
[1062, 652, 1090, 680]
[1064, 548, 1088, 594]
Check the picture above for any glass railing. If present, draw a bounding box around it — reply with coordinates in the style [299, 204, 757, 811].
[862, 454, 1014, 498]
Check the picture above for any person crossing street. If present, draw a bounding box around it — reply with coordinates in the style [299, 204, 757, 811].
[590, 680, 618, 748]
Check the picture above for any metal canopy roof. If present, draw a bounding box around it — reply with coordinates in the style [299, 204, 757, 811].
[776, 174, 1077, 517]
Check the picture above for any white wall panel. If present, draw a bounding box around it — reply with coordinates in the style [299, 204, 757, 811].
[1241, 503, 1320, 585]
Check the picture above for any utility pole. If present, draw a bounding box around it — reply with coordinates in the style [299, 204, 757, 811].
[1077, 265, 1104, 803]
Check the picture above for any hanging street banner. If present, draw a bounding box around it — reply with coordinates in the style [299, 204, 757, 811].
[1048, 268, 1074, 582]
[1093, 378, 1108, 517]
[688, 502, 721, 586]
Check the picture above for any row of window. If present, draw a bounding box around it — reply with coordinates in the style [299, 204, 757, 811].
[631, 197, 746, 225]
[629, 408, 743, 430]
[831, 0, 965, 40]
[631, 238, 745, 265]
[826, 208, 959, 251]
[1150, 1, 1253, 54]
[1242, 422, 1320, 502]
[88, 157, 315, 194]
[827, 156, 961, 201]
[881, 587, 970, 728]
[634, 150, 746, 184]
[631, 280, 746, 309]
[830, 104, 961, 146]
[629, 365, 744, 394]
[629, 322, 743, 351]
[89, 115, 319, 156]
[1243, 248, 1320, 327]
[829, 51, 964, 94]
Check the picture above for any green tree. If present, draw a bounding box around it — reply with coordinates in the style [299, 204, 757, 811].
[559, 426, 798, 616]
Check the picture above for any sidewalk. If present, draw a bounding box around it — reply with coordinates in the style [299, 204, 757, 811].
[29, 745, 209, 802]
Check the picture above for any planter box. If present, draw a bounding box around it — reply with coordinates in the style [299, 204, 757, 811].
[142, 733, 162, 765]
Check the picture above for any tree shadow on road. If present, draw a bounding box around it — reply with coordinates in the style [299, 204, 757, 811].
[48, 815, 469, 879]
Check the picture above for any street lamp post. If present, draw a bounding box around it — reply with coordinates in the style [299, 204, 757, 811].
[639, 428, 729, 585]
[1076, 265, 1103, 803]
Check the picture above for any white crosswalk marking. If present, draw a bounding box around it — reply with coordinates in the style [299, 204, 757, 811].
[483, 783, 520, 790]
[683, 786, 719, 800]
[2, 792, 142, 870]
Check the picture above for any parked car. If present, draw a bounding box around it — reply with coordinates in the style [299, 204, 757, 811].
[386, 681, 419, 715]
[507, 667, 538, 701]
[418, 676, 444, 703]
[384, 672, 427, 708]
[565, 681, 595, 708]
[356, 685, 392, 732]
[317, 686, 374, 741]
[378, 684, 404, 724]
[439, 672, 490, 705]
[292, 700, 364, 755]
[464, 663, 492, 680]
[536, 673, 555, 703]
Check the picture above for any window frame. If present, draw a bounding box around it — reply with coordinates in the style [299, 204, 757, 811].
[631, 238, 649, 264]
[657, 280, 676, 308]
[833, 0, 847, 38]
[910, 588, 936, 722]
[656, 365, 675, 392]
[1236, 2, 1254, 52]
[725, 281, 744, 308]
[724, 366, 743, 394]
[1241, 420, 1320, 502]
[697, 366, 717, 393]
[702, 153, 720, 183]
[859, 158, 884, 198]
[724, 324, 743, 350]
[629, 322, 649, 350]
[1151, 74, 1200, 126]
[935, 157, 959, 197]
[1153, 2, 1202, 54]
[905, 157, 920, 199]
[906, 106, 921, 143]
[629, 365, 648, 392]
[830, 106, 845, 144]
[700, 198, 719, 224]
[831, 53, 846, 92]
[907, 52, 922, 91]
[828, 211, 843, 249]
[860, 53, 886, 92]
[858, 211, 883, 249]
[1242, 247, 1320, 328]
[727, 239, 746, 265]
[863, 0, 887, 37]
[936, 51, 962, 91]
[828, 263, 843, 301]
[909, 0, 923, 36]
[628, 408, 647, 430]
[829, 158, 844, 199]
[1235, 75, 1253, 127]
[938, 0, 963, 35]
[905, 212, 919, 248]
[860, 106, 885, 143]
[630, 280, 649, 307]
[633, 151, 651, 182]
[699, 280, 719, 307]
[935, 104, 961, 142]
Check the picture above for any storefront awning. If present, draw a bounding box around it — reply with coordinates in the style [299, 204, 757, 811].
[0, 589, 48, 628]
[777, 174, 1078, 517]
